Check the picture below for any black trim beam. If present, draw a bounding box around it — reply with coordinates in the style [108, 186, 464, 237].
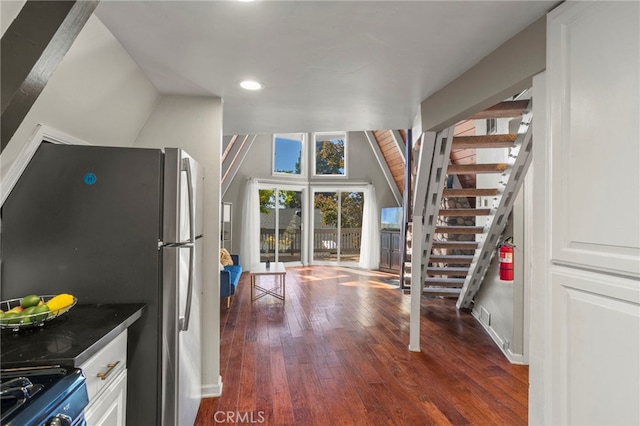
[1, 0, 99, 152]
[400, 129, 412, 290]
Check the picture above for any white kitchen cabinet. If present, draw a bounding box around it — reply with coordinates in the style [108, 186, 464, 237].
[81, 330, 128, 426]
[84, 368, 127, 426]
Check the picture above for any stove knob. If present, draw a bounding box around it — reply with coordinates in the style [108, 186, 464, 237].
[46, 414, 72, 426]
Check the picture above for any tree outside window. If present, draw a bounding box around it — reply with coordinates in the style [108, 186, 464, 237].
[314, 132, 346, 176]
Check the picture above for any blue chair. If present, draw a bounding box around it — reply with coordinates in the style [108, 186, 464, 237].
[220, 254, 242, 308]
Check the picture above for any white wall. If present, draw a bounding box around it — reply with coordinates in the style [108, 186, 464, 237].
[472, 118, 528, 363]
[421, 16, 546, 132]
[1, 14, 158, 181]
[222, 131, 398, 256]
[472, 188, 526, 363]
[133, 95, 224, 397]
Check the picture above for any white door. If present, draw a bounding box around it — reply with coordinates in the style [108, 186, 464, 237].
[531, 2, 640, 425]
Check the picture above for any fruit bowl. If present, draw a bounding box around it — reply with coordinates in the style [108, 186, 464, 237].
[0, 295, 77, 331]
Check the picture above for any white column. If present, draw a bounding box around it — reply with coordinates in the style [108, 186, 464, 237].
[409, 215, 423, 352]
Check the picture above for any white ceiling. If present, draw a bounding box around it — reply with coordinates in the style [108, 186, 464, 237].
[95, 1, 558, 136]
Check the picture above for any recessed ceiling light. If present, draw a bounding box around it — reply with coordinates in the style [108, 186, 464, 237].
[240, 80, 262, 91]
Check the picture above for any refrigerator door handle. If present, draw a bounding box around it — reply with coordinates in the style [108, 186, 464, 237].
[179, 244, 194, 332]
[181, 157, 195, 243]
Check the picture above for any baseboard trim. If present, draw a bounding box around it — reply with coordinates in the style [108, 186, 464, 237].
[202, 375, 223, 398]
[471, 310, 528, 365]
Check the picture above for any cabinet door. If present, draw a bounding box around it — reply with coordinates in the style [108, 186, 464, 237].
[84, 369, 127, 426]
[390, 232, 401, 270]
[531, 2, 640, 425]
[380, 232, 391, 268]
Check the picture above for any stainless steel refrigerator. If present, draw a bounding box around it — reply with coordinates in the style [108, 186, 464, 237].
[1, 143, 203, 426]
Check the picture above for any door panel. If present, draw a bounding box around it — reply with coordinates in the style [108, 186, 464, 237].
[548, 1, 640, 276]
[259, 187, 304, 263]
[552, 269, 639, 425]
[313, 192, 338, 262]
[536, 3, 640, 424]
[278, 190, 302, 263]
[259, 188, 276, 262]
[339, 192, 363, 264]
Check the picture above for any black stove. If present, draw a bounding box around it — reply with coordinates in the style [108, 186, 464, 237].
[1, 366, 88, 426]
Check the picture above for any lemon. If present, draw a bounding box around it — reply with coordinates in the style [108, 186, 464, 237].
[46, 293, 75, 315]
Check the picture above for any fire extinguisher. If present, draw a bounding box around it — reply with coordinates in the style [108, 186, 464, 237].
[499, 237, 515, 281]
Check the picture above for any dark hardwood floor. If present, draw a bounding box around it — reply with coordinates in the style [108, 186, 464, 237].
[196, 266, 528, 425]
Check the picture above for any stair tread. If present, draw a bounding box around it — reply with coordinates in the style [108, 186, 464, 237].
[447, 163, 508, 174]
[427, 267, 470, 273]
[435, 225, 484, 234]
[439, 208, 491, 216]
[423, 287, 462, 293]
[424, 277, 465, 287]
[429, 255, 474, 264]
[422, 288, 462, 298]
[452, 134, 517, 149]
[443, 188, 499, 197]
[468, 100, 529, 119]
[430, 254, 475, 259]
[432, 241, 479, 250]
[432, 240, 478, 246]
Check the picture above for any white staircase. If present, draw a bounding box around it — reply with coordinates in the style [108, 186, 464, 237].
[410, 99, 533, 306]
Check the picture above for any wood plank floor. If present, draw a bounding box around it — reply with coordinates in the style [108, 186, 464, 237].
[195, 266, 528, 425]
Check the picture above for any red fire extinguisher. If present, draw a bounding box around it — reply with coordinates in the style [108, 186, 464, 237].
[499, 237, 515, 281]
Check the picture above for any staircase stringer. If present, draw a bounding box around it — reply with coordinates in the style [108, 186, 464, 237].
[404, 131, 436, 289]
[418, 126, 455, 290]
[456, 108, 533, 309]
[412, 131, 436, 218]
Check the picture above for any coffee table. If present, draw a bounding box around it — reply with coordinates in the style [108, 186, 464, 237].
[250, 262, 287, 304]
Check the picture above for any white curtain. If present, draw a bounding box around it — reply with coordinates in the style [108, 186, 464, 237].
[240, 178, 260, 267]
[359, 184, 380, 269]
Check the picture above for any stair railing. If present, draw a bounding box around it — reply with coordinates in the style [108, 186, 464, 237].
[412, 126, 455, 292]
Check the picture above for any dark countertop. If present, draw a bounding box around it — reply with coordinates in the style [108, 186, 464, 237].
[0, 303, 145, 369]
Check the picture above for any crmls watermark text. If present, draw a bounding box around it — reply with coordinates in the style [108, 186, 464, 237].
[214, 411, 266, 424]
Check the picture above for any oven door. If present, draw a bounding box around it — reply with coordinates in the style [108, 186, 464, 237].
[1, 367, 89, 426]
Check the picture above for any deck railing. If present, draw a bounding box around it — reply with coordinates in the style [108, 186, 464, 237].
[260, 228, 362, 254]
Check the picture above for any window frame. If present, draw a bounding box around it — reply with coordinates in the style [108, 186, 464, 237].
[272, 133, 305, 177]
[312, 131, 348, 178]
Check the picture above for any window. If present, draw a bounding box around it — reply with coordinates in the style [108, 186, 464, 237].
[486, 118, 497, 135]
[273, 133, 304, 176]
[311, 187, 365, 265]
[258, 184, 305, 264]
[313, 132, 346, 177]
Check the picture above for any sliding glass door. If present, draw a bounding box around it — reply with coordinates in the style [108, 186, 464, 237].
[258, 185, 304, 264]
[312, 189, 364, 266]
